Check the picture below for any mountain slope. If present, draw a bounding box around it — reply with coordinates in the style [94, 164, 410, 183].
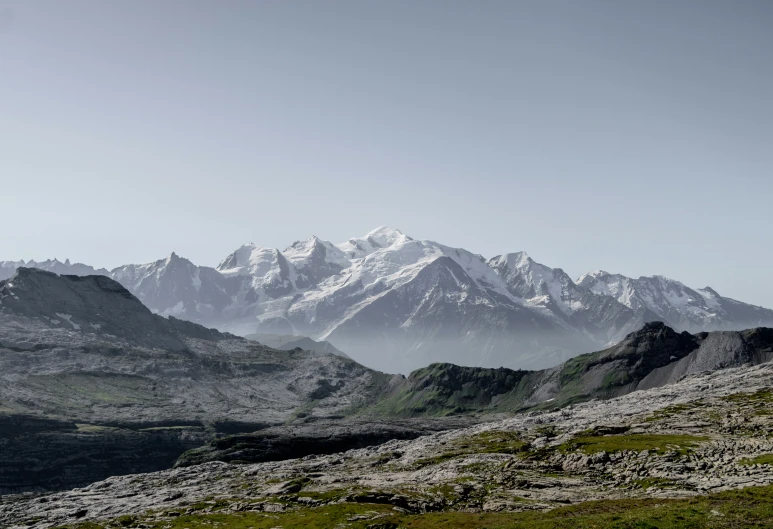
[0, 268, 397, 492]
[577, 270, 773, 333]
[370, 322, 773, 417]
[488, 252, 659, 345]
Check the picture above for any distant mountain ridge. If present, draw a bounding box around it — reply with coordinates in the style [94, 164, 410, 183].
[3, 227, 772, 372]
[370, 322, 773, 417]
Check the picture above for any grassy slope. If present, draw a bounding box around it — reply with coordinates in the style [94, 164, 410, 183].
[65, 485, 773, 529]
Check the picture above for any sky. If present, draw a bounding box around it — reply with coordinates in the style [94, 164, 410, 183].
[1, 1, 772, 307]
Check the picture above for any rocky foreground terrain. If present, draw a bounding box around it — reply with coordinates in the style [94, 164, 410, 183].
[3, 360, 773, 528]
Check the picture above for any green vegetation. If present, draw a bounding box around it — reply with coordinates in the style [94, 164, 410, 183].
[413, 430, 527, 467]
[62, 484, 773, 529]
[75, 424, 115, 433]
[365, 363, 533, 417]
[22, 372, 156, 409]
[632, 477, 678, 490]
[740, 454, 773, 466]
[456, 430, 529, 454]
[722, 389, 773, 404]
[560, 434, 708, 455]
[645, 402, 703, 422]
[601, 369, 632, 389]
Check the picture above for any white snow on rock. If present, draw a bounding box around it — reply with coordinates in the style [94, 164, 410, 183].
[3, 227, 773, 373]
[55, 313, 81, 330]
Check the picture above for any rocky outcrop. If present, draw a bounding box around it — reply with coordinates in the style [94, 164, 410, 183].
[174, 417, 481, 467]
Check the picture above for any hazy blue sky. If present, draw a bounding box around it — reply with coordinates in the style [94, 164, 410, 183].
[1, 1, 772, 306]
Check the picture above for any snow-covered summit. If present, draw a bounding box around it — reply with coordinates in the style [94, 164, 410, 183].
[577, 269, 772, 333]
[284, 236, 350, 270]
[336, 226, 412, 259]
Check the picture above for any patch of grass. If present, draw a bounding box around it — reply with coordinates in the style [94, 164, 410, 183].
[74, 423, 114, 432]
[413, 451, 467, 468]
[62, 485, 773, 529]
[645, 402, 702, 422]
[740, 453, 773, 466]
[456, 430, 528, 455]
[633, 477, 679, 490]
[560, 434, 708, 456]
[413, 430, 527, 468]
[534, 425, 559, 438]
[370, 450, 403, 466]
[601, 369, 632, 389]
[288, 488, 350, 503]
[140, 425, 201, 431]
[722, 389, 773, 404]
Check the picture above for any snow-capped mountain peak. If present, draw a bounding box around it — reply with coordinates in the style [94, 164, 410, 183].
[284, 236, 350, 269]
[282, 236, 350, 287]
[489, 252, 578, 310]
[576, 269, 611, 283]
[217, 244, 286, 278]
[336, 226, 412, 259]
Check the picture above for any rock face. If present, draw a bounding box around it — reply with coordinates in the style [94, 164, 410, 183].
[0, 267, 224, 350]
[174, 417, 481, 468]
[5, 227, 772, 373]
[577, 271, 773, 333]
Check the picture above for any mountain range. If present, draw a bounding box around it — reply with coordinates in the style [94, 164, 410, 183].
[3, 227, 772, 373]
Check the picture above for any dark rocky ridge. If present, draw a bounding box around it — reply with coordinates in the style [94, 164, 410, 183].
[0, 267, 228, 349]
[370, 322, 773, 417]
[174, 417, 483, 468]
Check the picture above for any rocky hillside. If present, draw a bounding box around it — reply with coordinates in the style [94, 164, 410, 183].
[164, 322, 773, 468]
[4, 227, 772, 373]
[4, 360, 773, 528]
[0, 269, 400, 493]
[368, 322, 773, 417]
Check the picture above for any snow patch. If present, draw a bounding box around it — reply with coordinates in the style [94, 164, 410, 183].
[55, 313, 81, 330]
